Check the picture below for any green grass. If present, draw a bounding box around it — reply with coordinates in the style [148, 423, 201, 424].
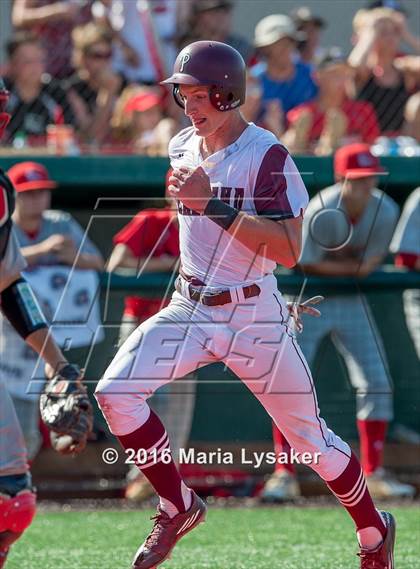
[7, 505, 419, 569]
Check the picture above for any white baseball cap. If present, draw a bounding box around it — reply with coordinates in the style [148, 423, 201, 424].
[254, 14, 305, 48]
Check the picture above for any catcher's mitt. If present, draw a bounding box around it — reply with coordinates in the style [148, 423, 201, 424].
[39, 364, 93, 455]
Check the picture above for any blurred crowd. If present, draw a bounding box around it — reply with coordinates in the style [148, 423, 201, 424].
[0, 0, 419, 156]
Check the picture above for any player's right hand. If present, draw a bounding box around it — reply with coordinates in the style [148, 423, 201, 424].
[287, 295, 324, 333]
[41, 234, 77, 262]
[168, 167, 213, 214]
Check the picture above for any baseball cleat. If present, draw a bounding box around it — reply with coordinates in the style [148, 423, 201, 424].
[358, 511, 396, 569]
[132, 491, 207, 568]
[260, 470, 301, 503]
[366, 468, 415, 499]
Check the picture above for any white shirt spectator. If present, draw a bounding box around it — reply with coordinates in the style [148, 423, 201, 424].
[93, 0, 178, 83]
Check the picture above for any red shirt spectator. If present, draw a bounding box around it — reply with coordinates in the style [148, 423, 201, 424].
[288, 98, 380, 145]
[112, 208, 179, 321]
[281, 49, 381, 155]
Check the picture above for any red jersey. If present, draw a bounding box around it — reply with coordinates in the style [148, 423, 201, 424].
[287, 99, 380, 146]
[113, 208, 179, 320]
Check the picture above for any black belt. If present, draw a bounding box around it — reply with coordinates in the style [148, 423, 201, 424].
[175, 276, 261, 306]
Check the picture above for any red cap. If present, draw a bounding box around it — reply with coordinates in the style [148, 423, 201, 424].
[7, 162, 57, 192]
[123, 92, 162, 114]
[334, 143, 385, 180]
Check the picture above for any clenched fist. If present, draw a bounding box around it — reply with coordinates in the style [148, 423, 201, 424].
[168, 166, 213, 214]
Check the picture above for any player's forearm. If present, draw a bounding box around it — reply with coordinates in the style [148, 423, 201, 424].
[228, 212, 301, 268]
[139, 256, 179, 272]
[301, 256, 382, 277]
[115, 256, 177, 272]
[25, 328, 67, 376]
[1, 277, 67, 374]
[301, 261, 360, 277]
[108, 244, 177, 272]
[74, 253, 104, 271]
[21, 244, 48, 265]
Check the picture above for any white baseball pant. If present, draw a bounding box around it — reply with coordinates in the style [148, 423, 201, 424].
[96, 274, 351, 481]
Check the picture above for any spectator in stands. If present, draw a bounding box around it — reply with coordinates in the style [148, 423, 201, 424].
[3, 32, 75, 145]
[242, 15, 318, 138]
[66, 22, 126, 144]
[111, 86, 176, 155]
[285, 49, 380, 155]
[262, 144, 415, 503]
[349, 7, 420, 134]
[391, 187, 420, 358]
[107, 183, 196, 502]
[365, 0, 420, 53]
[12, 0, 93, 79]
[181, 0, 253, 63]
[92, 0, 180, 84]
[290, 6, 326, 66]
[0, 161, 103, 459]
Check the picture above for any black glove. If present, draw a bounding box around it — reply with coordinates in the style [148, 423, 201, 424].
[39, 364, 93, 455]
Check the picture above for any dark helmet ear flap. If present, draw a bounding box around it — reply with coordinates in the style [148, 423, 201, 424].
[172, 84, 244, 113]
[209, 85, 243, 112]
[173, 86, 185, 109]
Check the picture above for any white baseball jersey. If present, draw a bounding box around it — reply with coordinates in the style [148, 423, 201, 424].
[390, 187, 420, 256]
[169, 123, 309, 287]
[300, 184, 400, 265]
[390, 187, 420, 358]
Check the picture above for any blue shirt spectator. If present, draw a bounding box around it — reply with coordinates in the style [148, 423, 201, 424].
[253, 59, 318, 114]
[242, 14, 318, 138]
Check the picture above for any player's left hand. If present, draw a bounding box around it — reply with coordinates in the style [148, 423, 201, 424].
[168, 166, 213, 214]
[40, 364, 93, 455]
[287, 295, 324, 333]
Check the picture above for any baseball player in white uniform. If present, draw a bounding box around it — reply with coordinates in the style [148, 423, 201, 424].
[95, 42, 396, 569]
[391, 187, 420, 358]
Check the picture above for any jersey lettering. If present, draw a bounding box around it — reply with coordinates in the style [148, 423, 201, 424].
[177, 186, 245, 216]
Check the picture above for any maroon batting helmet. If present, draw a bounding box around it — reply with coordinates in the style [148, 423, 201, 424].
[0, 78, 10, 139]
[161, 41, 246, 112]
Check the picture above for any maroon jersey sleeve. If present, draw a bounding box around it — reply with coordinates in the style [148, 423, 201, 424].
[253, 144, 296, 220]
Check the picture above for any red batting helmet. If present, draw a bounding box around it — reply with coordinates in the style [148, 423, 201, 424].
[0, 78, 10, 139]
[161, 41, 246, 112]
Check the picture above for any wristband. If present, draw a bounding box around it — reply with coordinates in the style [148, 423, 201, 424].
[203, 197, 239, 231]
[0, 278, 47, 339]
